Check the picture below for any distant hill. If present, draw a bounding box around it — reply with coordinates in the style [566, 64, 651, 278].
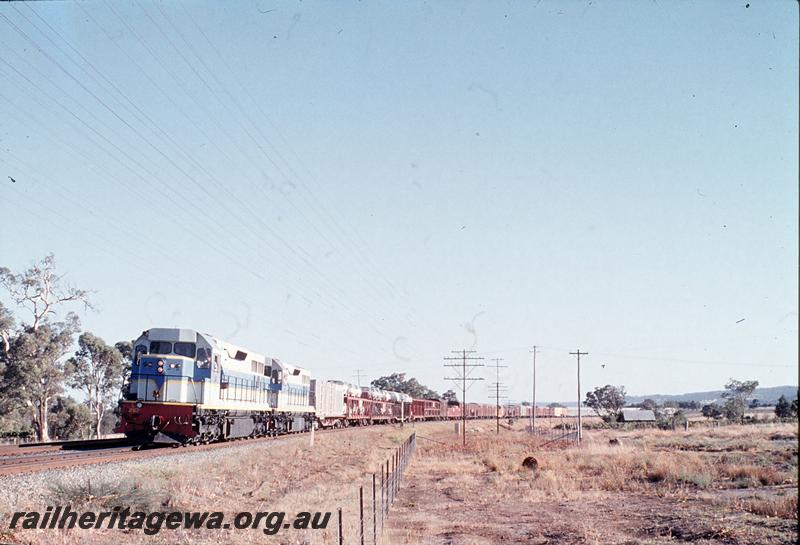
[626, 385, 798, 406]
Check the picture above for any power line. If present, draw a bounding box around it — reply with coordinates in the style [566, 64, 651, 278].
[0, 9, 422, 362]
[444, 349, 484, 446]
[128, 1, 404, 330]
[1, 5, 440, 365]
[0, 55, 407, 371]
[110, 1, 419, 349]
[353, 369, 367, 388]
[487, 357, 507, 435]
[479, 343, 793, 369]
[569, 349, 588, 443]
[530, 345, 537, 432]
[175, 2, 408, 308]
[0, 49, 314, 302]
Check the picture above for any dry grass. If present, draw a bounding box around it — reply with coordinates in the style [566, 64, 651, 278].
[1, 425, 416, 545]
[386, 422, 798, 545]
[411, 424, 796, 497]
[738, 493, 798, 519]
[48, 478, 165, 510]
[1, 422, 796, 545]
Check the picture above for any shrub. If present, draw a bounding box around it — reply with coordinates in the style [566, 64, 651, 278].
[49, 477, 164, 510]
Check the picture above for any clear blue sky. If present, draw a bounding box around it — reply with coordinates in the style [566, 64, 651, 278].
[0, 1, 797, 403]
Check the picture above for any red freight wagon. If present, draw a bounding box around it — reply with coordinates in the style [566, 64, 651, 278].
[447, 402, 462, 419]
[438, 399, 448, 420]
[409, 398, 441, 420]
[344, 395, 400, 424]
[466, 403, 494, 419]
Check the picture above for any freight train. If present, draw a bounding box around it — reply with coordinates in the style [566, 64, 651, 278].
[117, 328, 556, 445]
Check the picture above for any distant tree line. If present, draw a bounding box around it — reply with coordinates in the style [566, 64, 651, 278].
[581, 384, 686, 428]
[633, 399, 702, 411]
[695, 380, 798, 422]
[0, 255, 130, 441]
[584, 378, 797, 427]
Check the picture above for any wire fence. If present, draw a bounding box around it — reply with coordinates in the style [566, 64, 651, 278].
[336, 432, 416, 545]
[531, 423, 579, 446]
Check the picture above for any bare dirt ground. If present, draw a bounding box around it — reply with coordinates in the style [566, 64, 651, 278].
[386, 422, 798, 545]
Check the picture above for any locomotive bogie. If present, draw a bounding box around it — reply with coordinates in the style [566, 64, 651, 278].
[118, 401, 315, 444]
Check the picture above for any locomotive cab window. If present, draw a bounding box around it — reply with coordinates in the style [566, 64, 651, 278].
[134, 344, 147, 363]
[149, 341, 172, 354]
[174, 342, 196, 358]
[196, 348, 211, 367]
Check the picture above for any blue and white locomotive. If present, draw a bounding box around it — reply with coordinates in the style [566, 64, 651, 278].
[118, 328, 313, 444]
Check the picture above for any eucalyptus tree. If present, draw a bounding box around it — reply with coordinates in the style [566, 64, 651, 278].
[0, 253, 92, 331]
[584, 384, 627, 423]
[114, 340, 133, 400]
[0, 255, 92, 440]
[66, 332, 125, 438]
[721, 378, 759, 422]
[2, 316, 79, 441]
[0, 302, 13, 356]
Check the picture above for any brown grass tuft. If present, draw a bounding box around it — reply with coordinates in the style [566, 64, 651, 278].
[739, 493, 798, 519]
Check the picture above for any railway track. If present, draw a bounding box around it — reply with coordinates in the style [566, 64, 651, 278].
[0, 423, 420, 477]
[0, 418, 500, 477]
[0, 446, 142, 476]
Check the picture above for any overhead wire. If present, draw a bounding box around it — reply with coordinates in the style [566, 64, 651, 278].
[95, 1, 406, 334]
[123, 2, 431, 359]
[1, 148, 398, 370]
[167, 1, 410, 313]
[0, 31, 391, 363]
[0, 10, 388, 331]
[132, 1, 407, 327]
[0, 48, 286, 289]
[1, 5, 433, 364]
[477, 343, 793, 369]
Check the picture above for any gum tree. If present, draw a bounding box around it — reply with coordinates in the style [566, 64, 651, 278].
[371, 373, 439, 399]
[774, 395, 792, 419]
[0, 255, 92, 440]
[702, 403, 723, 420]
[0, 302, 13, 356]
[0, 253, 92, 331]
[721, 379, 759, 423]
[66, 332, 125, 438]
[584, 384, 626, 422]
[2, 316, 79, 441]
[115, 340, 133, 400]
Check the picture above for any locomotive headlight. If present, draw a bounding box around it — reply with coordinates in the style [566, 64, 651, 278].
[136, 401, 143, 408]
[169, 363, 177, 369]
[157, 359, 164, 374]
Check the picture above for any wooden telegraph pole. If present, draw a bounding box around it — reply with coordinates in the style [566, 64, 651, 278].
[487, 358, 507, 434]
[530, 345, 537, 432]
[444, 349, 484, 446]
[569, 349, 588, 443]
